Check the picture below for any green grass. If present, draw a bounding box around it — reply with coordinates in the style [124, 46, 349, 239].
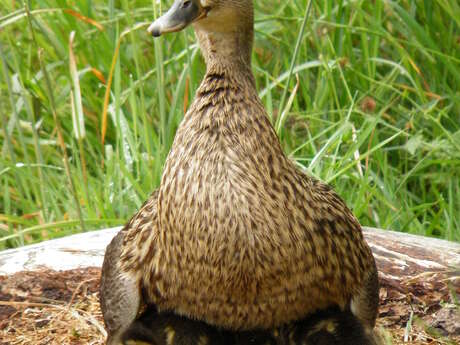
[0, 0, 459, 249]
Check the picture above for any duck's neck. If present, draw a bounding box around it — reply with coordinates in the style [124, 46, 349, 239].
[195, 27, 255, 84]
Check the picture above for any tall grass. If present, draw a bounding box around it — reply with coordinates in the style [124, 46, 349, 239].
[0, 0, 459, 249]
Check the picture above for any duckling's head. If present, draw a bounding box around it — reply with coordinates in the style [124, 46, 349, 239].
[148, 0, 253, 36]
[148, 0, 254, 66]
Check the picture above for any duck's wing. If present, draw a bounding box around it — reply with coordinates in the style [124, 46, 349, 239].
[119, 190, 160, 273]
[100, 230, 141, 345]
[296, 173, 380, 331]
[100, 190, 160, 345]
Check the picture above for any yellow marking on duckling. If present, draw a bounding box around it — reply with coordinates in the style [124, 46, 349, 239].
[326, 320, 336, 333]
[198, 335, 209, 345]
[125, 341, 152, 345]
[165, 325, 176, 345]
[306, 319, 337, 337]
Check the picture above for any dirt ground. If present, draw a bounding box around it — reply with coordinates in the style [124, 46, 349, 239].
[0, 268, 459, 345]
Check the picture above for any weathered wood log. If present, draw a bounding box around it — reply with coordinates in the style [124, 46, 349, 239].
[0, 227, 119, 275]
[365, 228, 459, 279]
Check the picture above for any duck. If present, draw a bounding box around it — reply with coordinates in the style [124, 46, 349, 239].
[120, 305, 378, 345]
[100, 0, 379, 343]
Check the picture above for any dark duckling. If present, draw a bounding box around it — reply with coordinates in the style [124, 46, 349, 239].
[121, 306, 378, 345]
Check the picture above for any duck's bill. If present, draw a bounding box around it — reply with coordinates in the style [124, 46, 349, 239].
[148, 0, 208, 37]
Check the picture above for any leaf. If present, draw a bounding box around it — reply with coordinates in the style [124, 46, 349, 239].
[405, 135, 423, 155]
[69, 31, 86, 139]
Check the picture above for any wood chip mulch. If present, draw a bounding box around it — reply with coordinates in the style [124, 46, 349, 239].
[0, 268, 458, 345]
[0, 268, 105, 345]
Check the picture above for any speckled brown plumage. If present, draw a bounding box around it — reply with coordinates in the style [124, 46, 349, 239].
[114, 0, 378, 335]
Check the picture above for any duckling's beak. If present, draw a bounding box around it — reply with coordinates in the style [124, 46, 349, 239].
[148, 0, 208, 37]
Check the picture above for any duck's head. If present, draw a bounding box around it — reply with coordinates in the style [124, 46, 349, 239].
[148, 0, 254, 67]
[148, 0, 253, 37]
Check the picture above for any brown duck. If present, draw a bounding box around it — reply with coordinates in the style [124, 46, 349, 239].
[100, 0, 379, 343]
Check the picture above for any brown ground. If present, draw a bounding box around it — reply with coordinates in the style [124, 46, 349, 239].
[0, 268, 458, 345]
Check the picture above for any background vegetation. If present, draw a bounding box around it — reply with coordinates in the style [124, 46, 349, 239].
[0, 0, 459, 249]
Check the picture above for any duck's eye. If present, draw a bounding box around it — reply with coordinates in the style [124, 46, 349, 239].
[182, 0, 192, 9]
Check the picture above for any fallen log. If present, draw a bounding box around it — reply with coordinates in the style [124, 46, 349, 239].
[0, 227, 119, 275]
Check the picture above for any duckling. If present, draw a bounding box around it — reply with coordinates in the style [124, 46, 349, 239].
[101, 0, 379, 341]
[120, 306, 234, 345]
[120, 306, 377, 345]
[291, 307, 379, 345]
[120, 305, 274, 345]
